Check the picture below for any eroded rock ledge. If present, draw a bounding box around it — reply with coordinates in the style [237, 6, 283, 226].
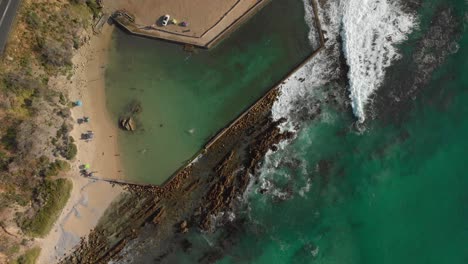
[59, 87, 294, 263]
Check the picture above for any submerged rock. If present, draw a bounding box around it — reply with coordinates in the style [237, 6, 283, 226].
[119, 117, 135, 131]
[179, 220, 189, 233]
[118, 100, 143, 131]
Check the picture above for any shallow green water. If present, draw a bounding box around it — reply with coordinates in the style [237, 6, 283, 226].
[105, 0, 313, 184]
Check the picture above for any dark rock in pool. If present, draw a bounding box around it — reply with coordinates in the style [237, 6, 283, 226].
[180, 239, 192, 252]
[119, 117, 135, 131]
[129, 101, 142, 114]
[179, 220, 189, 233]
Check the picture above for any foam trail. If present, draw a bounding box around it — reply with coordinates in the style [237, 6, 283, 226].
[341, 0, 417, 122]
[301, 0, 320, 49]
[273, 0, 417, 125]
[255, 1, 345, 201]
[264, 0, 416, 199]
[272, 0, 342, 131]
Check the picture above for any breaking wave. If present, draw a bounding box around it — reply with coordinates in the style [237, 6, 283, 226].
[272, 0, 342, 131]
[263, 0, 417, 200]
[259, 1, 345, 200]
[341, 0, 417, 122]
[273, 0, 417, 126]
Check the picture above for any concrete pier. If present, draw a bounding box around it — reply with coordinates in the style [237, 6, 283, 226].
[110, 0, 272, 48]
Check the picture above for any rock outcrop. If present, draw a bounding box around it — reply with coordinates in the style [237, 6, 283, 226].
[119, 117, 135, 131]
[118, 100, 142, 131]
[179, 220, 189, 233]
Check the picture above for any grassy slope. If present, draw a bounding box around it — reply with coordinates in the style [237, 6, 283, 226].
[21, 179, 73, 237]
[12, 247, 41, 264]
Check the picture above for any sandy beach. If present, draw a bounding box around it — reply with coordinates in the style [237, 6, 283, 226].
[36, 24, 124, 264]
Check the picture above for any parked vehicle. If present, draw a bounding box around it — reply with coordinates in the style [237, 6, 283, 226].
[162, 14, 170, 26]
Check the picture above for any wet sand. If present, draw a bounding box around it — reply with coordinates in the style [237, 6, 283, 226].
[36, 25, 124, 264]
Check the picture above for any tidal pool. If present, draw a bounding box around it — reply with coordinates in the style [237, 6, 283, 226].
[105, 0, 316, 184]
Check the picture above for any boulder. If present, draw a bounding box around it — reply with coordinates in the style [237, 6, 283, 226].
[179, 220, 189, 233]
[119, 117, 135, 131]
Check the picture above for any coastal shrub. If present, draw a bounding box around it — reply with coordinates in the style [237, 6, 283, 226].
[0, 151, 10, 170]
[19, 56, 32, 69]
[1, 126, 18, 151]
[37, 156, 70, 178]
[57, 107, 71, 118]
[3, 72, 43, 94]
[40, 39, 73, 67]
[7, 244, 20, 255]
[25, 11, 41, 29]
[0, 172, 37, 210]
[15, 247, 41, 264]
[56, 122, 71, 139]
[71, 0, 87, 4]
[41, 159, 70, 178]
[73, 36, 81, 49]
[58, 92, 67, 105]
[86, 0, 101, 18]
[20, 179, 72, 237]
[62, 140, 77, 160]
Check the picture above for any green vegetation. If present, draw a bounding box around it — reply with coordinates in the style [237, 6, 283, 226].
[40, 38, 73, 67]
[7, 244, 20, 255]
[13, 247, 41, 264]
[0, 0, 96, 259]
[55, 123, 77, 160]
[25, 10, 41, 29]
[40, 158, 71, 178]
[1, 126, 18, 151]
[0, 150, 10, 170]
[63, 141, 78, 160]
[19, 179, 72, 237]
[86, 0, 102, 18]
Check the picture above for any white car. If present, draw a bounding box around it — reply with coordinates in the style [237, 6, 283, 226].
[162, 15, 170, 26]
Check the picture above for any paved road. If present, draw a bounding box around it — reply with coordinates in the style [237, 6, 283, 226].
[0, 0, 21, 54]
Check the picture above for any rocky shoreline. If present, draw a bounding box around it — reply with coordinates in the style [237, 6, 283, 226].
[58, 85, 298, 263]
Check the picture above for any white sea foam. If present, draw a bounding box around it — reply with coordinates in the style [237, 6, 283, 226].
[302, 0, 320, 48]
[272, 0, 342, 131]
[259, 1, 344, 199]
[189, 153, 202, 164]
[341, 0, 417, 122]
[263, 0, 417, 200]
[298, 178, 312, 197]
[273, 0, 417, 125]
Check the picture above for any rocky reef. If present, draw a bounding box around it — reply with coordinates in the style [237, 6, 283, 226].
[58, 86, 295, 263]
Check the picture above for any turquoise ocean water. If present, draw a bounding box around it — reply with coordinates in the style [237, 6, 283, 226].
[139, 0, 468, 263]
